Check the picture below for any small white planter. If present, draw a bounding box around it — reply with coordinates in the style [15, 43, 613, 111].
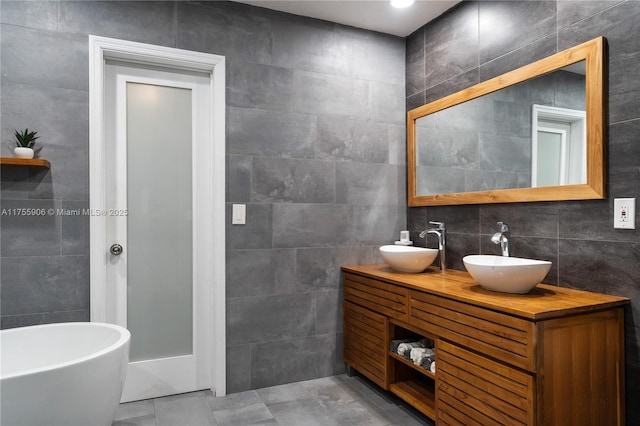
[14, 147, 34, 159]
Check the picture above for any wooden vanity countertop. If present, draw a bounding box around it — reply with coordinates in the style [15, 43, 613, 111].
[342, 264, 629, 321]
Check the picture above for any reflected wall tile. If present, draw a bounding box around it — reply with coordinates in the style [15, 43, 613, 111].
[465, 170, 519, 192]
[492, 100, 532, 139]
[227, 293, 315, 346]
[226, 249, 296, 298]
[417, 166, 465, 195]
[478, 134, 530, 173]
[420, 128, 479, 168]
[60, 1, 176, 47]
[252, 157, 334, 203]
[250, 334, 335, 389]
[434, 94, 493, 133]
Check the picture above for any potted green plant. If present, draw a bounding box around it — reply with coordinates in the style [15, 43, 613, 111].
[14, 128, 39, 159]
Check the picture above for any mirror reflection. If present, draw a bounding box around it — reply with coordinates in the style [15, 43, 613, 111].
[415, 62, 586, 195]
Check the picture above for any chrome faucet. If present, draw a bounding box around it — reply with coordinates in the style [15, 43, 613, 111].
[419, 221, 446, 271]
[491, 222, 511, 257]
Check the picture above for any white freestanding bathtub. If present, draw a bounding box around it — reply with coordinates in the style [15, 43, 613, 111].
[0, 322, 130, 426]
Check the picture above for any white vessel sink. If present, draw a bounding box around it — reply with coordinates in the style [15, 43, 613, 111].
[379, 245, 438, 273]
[463, 255, 552, 294]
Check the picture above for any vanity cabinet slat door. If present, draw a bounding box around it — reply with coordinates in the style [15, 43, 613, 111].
[410, 291, 535, 371]
[343, 300, 389, 389]
[344, 273, 409, 321]
[437, 340, 535, 426]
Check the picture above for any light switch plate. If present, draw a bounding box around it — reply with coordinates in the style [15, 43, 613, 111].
[232, 204, 246, 225]
[614, 198, 635, 229]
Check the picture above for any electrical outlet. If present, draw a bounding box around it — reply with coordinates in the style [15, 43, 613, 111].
[614, 198, 635, 229]
[232, 204, 246, 225]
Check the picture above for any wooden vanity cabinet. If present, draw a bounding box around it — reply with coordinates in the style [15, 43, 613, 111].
[343, 300, 388, 389]
[342, 265, 629, 426]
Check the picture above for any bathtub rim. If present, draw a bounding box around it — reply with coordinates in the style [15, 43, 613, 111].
[0, 321, 130, 380]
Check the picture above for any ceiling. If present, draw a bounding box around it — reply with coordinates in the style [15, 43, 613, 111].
[232, 0, 461, 37]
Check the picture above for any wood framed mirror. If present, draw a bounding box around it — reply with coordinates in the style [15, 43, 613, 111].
[408, 37, 606, 206]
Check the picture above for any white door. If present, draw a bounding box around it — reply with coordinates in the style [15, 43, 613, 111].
[104, 61, 211, 402]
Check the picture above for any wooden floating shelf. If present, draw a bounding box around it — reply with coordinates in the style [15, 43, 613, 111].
[0, 157, 50, 168]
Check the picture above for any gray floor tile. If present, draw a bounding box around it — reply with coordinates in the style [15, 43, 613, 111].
[154, 391, 215, 426]
[112, 414, 157, 426]
[113, 375, 434, 426]
[113, 399, 155, 421]
[213, 401, 275, 426]
[267, 398, 336, 426]
[209, 389, 262, 411]
[256, 380, 314, 405]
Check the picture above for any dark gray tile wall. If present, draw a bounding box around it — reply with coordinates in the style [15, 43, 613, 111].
[406, 1, 640, 423]
[0, 1, 405, 393]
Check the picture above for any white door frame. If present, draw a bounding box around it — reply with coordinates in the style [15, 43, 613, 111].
[88, 35, 226, 397]
[531, 104, 587, 188]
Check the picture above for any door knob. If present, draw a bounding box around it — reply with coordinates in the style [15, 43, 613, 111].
[110, 244, 123, 256]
